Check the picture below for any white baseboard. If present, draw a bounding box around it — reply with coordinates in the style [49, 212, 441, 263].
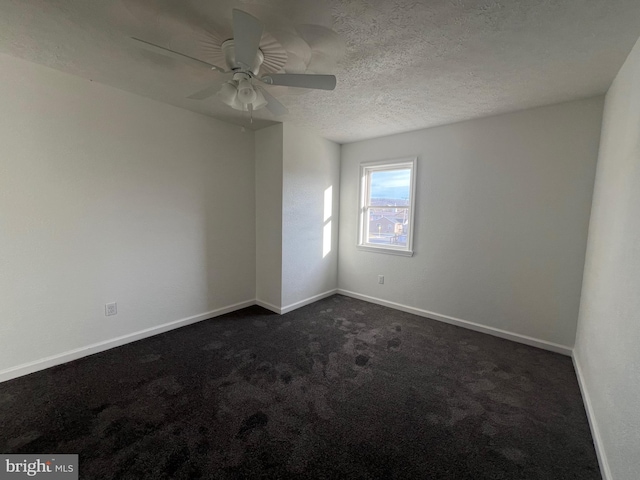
[281, 289, 338, 315]
[0, 299, 255, 384]
[1, 290, 340, 384]
[572, 354, 611, 480]
[255, 299, 282, 314]
[336, 289, 573, 356]
[256, 289, 339, 315]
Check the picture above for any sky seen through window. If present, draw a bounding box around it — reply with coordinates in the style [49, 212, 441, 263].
[370, 169, 410, 201]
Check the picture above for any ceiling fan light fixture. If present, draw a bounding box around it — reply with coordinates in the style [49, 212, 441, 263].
[252, 88, 268, 110]
[237, 78, 257, 104]
[217, 81, 238, 108]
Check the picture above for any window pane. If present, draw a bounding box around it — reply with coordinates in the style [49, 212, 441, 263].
[358, 158, 415, 255]
[369, 169, 411, 206]
[366, 207, 409, 247]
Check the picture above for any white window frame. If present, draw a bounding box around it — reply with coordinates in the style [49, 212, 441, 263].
[357, 157, 417, 257]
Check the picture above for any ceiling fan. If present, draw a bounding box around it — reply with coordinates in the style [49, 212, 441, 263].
[131, 9, 337, 117]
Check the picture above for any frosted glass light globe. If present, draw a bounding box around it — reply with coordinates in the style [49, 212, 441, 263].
[237, 79, 257, 104]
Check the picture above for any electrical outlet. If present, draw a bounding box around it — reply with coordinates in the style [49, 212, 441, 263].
[378, 275, 384, 284]
[105, 302, 117, 316]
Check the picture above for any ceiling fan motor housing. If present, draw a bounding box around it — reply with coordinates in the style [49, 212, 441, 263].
[221, 39, 264, 75]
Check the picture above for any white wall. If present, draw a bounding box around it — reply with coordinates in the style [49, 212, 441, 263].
[255, 124, 283, 310]
[254, 123, 340, 312]
[0, 53, 256, 375]
[281, 123, 340, 309]
[574, 37, 640, 480]
[339, 97, 603, 350]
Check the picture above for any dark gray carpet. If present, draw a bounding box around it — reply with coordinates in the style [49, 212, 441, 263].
[0, 295, 599, 479]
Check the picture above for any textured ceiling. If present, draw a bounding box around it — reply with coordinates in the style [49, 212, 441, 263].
[1, 0, 639, 143]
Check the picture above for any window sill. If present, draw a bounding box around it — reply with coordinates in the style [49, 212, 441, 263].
[356, 244, 414, 257]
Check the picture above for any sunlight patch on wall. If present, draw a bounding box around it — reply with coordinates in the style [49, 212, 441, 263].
[324, 185, 332, 222]
[323, 186, 332, 257]
[323, 221, 332, 258]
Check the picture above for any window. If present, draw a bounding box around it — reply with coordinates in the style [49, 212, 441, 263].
[358, 157, 416, 256]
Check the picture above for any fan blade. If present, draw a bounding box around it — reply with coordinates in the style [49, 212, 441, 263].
[256, 86, 288, 116]
[131, 37, 226, 72]
[232, 9, 264, 71]
[260, 74, 336, 90]
[188, 80, 226, 100]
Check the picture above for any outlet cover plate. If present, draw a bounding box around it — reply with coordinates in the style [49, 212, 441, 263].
[105, 302, 117, 316]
